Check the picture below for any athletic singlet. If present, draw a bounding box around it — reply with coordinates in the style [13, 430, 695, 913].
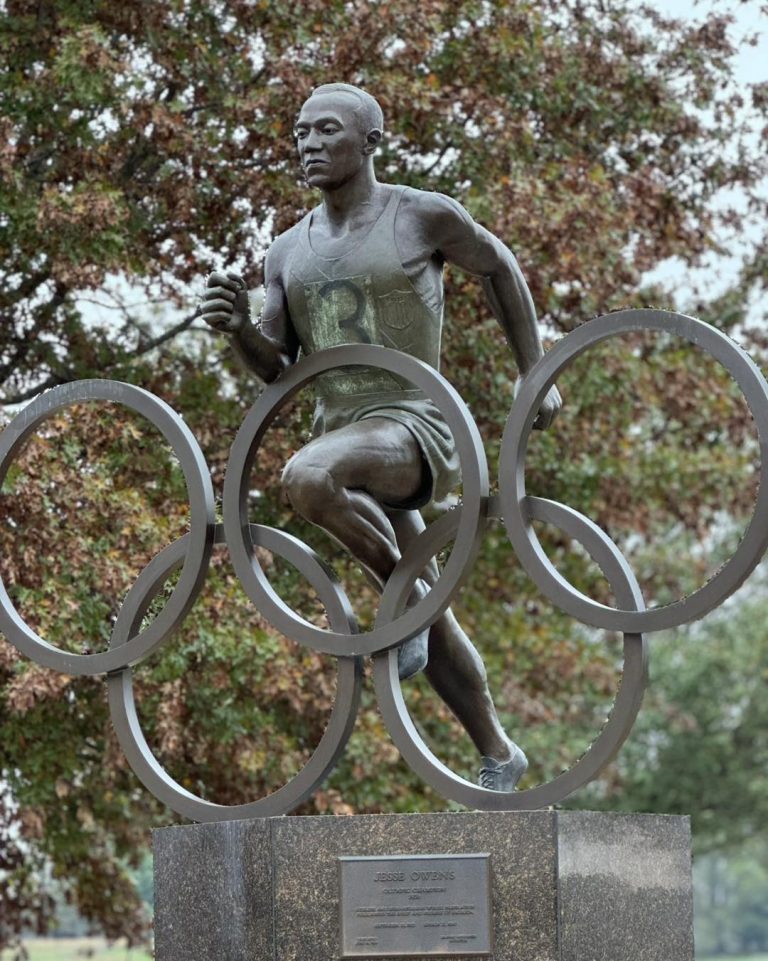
[283, 185, 444, 400]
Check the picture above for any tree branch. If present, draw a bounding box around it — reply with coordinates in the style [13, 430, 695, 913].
[0, 312, 198, 407]
[423, 140, 456, 177]
[0, 283, 67, 384]
[133, 311, 198, 352]
[2, 269, 51, 308]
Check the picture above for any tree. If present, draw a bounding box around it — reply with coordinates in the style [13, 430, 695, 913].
[694, 842, 768, 956]
[1, 0, 766, 952]
[575, 570, 768, 851]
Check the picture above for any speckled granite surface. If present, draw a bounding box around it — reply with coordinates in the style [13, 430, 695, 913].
[557, 812, 694, 961]
[153, 811, 693, 961]
[153, 817, 272, 961]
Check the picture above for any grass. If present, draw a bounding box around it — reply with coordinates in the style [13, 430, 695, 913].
[0, 939, 152, 960]
[7, 939, 768, 961]
[700, 956, 768, 961]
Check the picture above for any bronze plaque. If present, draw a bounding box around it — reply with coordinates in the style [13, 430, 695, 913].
[338, 854, 492, 957]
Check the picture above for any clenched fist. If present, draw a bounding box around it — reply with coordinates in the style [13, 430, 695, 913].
[199, 271, 251, 334]
[514, 377, 562, 431]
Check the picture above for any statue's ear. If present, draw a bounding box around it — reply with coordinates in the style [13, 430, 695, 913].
[364, 128, 382, 154]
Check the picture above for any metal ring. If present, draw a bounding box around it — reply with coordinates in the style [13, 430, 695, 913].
[0, 380, 216, 675]
[223, 344, 489, 657]
[107, 524, 362, 822]
[8, 312, 759, 818]
[373, 496, 647, 810]
[499, 310, 768, 633]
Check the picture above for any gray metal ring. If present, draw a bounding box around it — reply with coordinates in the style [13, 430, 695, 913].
[373, 495, 647, 810]
[223, 344, 489, 657]
[0, 380, 216, 675]
[107, 524, 362, 822]
[500, 309, 768, 634]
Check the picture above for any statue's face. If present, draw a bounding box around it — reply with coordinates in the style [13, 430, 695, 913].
[295, 93, 368, 190]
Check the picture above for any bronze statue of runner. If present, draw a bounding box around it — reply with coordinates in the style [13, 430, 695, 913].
[201, 82, 561, 791]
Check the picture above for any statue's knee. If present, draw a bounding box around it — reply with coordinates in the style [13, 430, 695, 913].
[281, 457, 310, 513]
[281, 457, 335, 523]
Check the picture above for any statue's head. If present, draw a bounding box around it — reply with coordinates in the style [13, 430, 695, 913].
[295, 83, 384, 190]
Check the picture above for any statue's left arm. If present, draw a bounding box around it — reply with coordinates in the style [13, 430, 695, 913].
[421, 192, 561, 428]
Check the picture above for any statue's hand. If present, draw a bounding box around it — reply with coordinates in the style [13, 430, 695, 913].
[533, 384, 561, 430]
[199, 271, 251, 334]
[514, 378, 562, 430]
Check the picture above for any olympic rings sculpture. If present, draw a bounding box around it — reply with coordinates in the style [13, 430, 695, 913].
[1, 309, 765, 821]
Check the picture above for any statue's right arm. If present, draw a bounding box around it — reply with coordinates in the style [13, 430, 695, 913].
[200, 242, 299, 383]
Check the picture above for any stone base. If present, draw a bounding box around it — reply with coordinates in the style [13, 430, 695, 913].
[153, 811, 693, 961]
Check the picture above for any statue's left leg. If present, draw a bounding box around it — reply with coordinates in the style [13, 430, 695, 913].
[388, 509, 528, 788]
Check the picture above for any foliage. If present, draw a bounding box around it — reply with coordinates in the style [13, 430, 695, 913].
[0, 938, 152, 961]
[695, 842, 768, 957]
[0, 788, 55, 956]
[1, 0, 766, 950]
[2, 0, 766, 403]
[575, 571, 768, 852]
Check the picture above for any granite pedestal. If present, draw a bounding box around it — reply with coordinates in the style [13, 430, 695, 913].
[153, 811, 693, 961]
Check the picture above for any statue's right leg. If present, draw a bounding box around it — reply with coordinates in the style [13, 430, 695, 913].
[387, 509, 528, 788]
[280, 417, 431, 679]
